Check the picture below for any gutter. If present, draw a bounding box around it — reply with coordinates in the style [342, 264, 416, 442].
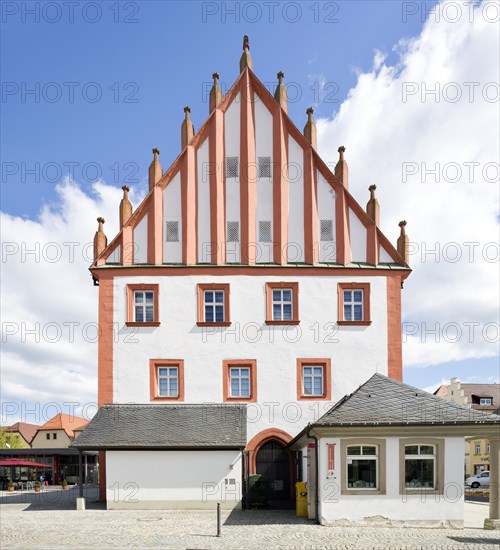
[306, 424, 320, 525]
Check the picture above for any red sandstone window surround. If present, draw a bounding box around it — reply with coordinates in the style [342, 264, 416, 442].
[149, 360, 184, 402]
[265, 282, 299, 325]
[296, 359, 331, 400]
[222, 360, 257, 402]
[337, 282, 371, 326]
[197, 283, 231, 326]
[126, 284, 160, 327]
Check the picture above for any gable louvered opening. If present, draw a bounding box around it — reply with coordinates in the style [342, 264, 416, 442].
[227, 221, 240, 242]
[225, 157, 239, 179]
[258, 220, 272, 242]
[166, 221, 179, 242]
[320, 219, 334, 242]
[258, 156, 272, 178]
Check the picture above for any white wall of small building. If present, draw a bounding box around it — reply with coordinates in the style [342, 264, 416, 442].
[112, 273, 388, 442]
[106, 450, 242, 510]
[317, 435, 465, 526]
[31, 430, 71, 449]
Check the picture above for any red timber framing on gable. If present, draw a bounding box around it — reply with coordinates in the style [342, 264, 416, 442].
[92, 66, 408, 271]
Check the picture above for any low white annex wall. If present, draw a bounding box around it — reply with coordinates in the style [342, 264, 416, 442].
[106, 450, 242, 510]
[318, 436, 465, 527]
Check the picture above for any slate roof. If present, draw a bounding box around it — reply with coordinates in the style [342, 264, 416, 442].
[71, 404, 247, 450]
[314, 374, 500, 427]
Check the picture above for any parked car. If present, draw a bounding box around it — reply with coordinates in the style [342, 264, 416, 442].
[465, 471, 490, 488]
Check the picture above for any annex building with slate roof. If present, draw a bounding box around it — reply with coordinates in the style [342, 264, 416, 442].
[73, 37, 499, 526]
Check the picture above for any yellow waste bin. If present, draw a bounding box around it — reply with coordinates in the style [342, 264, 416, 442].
[296, 481, 308, 517]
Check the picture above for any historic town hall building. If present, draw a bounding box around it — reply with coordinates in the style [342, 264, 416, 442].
[74, 37, 499, 528]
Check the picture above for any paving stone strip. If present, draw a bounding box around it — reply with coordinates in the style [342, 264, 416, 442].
[1, 491, 499, 549]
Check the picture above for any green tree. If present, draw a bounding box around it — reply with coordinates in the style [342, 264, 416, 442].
[0, 431, 25, 449]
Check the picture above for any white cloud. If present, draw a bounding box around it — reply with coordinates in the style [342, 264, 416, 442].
[0, 178, 144, 425]
[316, 0, 499, 369]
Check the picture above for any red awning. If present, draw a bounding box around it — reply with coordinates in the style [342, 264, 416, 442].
[0, 458, 50, 468]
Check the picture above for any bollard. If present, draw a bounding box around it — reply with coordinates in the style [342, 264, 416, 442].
[216, 502, 221, 537]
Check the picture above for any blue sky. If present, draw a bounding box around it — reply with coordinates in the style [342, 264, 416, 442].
[1, 0, 435, 215]
[1, 0, 499, 423]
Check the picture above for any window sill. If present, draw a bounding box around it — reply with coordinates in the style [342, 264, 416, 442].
[400, 488, 442, 496]
[151, 396, 184, 402]
[224, 396, 256, 403]
[265, 320, 300, 325]
[343, 488, 385, 496]
[197, 322, 232, 327]
[337, 321, 372, 326]
[297, 394, 330, 401]
[126, 322, 160, 327]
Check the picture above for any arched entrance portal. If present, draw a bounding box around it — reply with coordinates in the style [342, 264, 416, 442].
[255, 440, 293, 508]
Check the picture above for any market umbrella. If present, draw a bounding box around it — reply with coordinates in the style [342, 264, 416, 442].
[0, 458, 49, 468]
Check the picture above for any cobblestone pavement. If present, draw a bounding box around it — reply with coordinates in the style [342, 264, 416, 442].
[1, 488, 499, 549]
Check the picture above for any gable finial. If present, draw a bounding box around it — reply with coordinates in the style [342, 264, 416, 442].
[149, 148, 163, 191]
[181, 106, 194, 150]
[93, 217, 107, 261]
[335, 145, 348, 189]
[274, 71, 288, 113]
[397, 220, 409, 264]
[120, 185, 133, 229]
[209, 72, 223, 113]
[303, 107, 317, 150]
[239, 35, 253, 72]
[366, 184, 380, 226]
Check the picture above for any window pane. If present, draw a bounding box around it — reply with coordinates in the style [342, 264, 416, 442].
[313, 367, 322, 375]
[405, 458, 434, 488]
[135, 306, 144, 322]
[240, 379, 250, 396]
[313, 378, 323, 395]
[230, 378, 239, 396]
[240, 368, 250, 377]
[419, 445, 434, 455]
[282, 290, 292, 302]
[353, 290, 363, 302]
[145, 306, 154, 323]
[282, 304, 292, 321]
[205, 306, 214, 323]
[362, 446, 376, 456]
[170, 380, 178, 396]
[145, 292, 154, 304]
[215, 305, 224, 322]
[215, 291, 224, 303]
[135, 292, 143, 304]
[347, 446, 361, 456]
[205, 291, 213, 303]
[303, 378, 312, 395]
[273, 304, 282, 320]
[344, 305, 352, 321]
[158, 368, 168, 376]
[344, 290, 352, 302]
[272, 290, 281, 301]
[303, 367, 312, 375]
[348, 459, 377, 489]
[405, 445, 418, 455]
[353, 304, 363, 321]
